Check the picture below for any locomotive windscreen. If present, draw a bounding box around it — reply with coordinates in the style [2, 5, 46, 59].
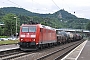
[22, 27, 28, 32]
[22, 26, 36, 32]
[29, 26, 36, 32]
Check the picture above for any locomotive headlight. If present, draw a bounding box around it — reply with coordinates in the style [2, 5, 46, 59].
[36, 43, 38, 45]
[32, 39, 35, 41]
[21, 39, 23, 41]
[31, 35, 36, 38]
[21, 35, 25, 37]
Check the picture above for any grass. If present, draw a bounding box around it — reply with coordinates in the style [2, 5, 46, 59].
[0, 40, 19, 45]
[0, 36, 8, 38]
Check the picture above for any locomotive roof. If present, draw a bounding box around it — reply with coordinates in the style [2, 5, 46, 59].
[21, 24, 56, 30]
[40, 25, 55, 30]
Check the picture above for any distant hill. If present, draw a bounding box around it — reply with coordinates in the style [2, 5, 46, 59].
[53, 9, 77, 19]
[0, 7, 89, 29]
[0, 9, 5, 16]
[0, 7, 77, 19]
[0, 7, 37, 16]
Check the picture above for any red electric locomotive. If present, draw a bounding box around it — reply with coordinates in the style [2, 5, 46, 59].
[19, 23, 57, 50]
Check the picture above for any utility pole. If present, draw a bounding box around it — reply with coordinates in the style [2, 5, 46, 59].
[14, 17, 17, 38]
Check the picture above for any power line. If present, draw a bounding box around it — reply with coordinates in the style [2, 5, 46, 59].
[5, 0, 60, 14]
[7, 0, 22, 8]
[51, 0, 61, 10]
[62, 0, 75, 14]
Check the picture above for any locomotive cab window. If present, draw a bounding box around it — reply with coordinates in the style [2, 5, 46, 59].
[22, 26, 36, 32]
[29, 26, 36, 32]
[22, 27, 28, 32]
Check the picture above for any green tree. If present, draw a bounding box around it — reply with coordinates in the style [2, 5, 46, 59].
[2, 13, 20, 36]
[86, 22, 90, 30]
[0, 26, 2, 35]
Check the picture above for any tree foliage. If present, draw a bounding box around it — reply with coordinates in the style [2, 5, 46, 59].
[2, 13, 20, 36]
[0, 7, 90, 36]
[86, 22, 90, 30]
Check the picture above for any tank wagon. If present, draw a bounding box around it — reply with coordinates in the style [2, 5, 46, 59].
[56, 30, 83, 44]
[56, 31, 68, 44]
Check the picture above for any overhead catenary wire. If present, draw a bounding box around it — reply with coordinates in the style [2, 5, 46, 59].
[62, 0, 75, 14]
[4, 0, 55, 14]
[52, 0, 76, 14]
[7, 0, 22, 8]
[51, 0, 61, 10]
[2, 0, 69, 14]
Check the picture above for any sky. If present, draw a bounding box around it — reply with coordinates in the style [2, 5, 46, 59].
[0, 0, 90, 19]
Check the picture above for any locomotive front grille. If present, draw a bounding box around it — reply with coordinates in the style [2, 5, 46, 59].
[19, 42, 36, 48]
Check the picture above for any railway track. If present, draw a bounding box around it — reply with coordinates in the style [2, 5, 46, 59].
[0, 40, 84, 60]
[15, 40, 84, 60]
[37, 40, 84, 60]
[0, 49, 20, 58]
[0, 48, 34, 60]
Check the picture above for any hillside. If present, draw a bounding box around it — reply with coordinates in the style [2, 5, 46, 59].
[0, 7, 89, 29]
[0, 9, 5, 16]
[0, 7, 77, 18]
[0, 7, 37, 16]
[53, 9, 77, 19]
